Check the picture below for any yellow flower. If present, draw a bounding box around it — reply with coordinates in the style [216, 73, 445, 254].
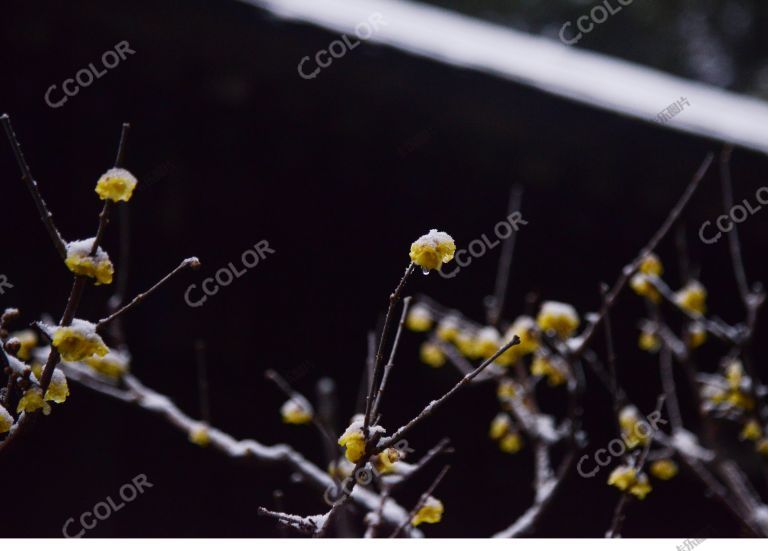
[757, 439, 768, 457]
[406, 304, 433, 332]
[638, 330, 660, 353]
[474, 327, 501, 359]
[531, 354, 567, 387]
[435, 316, 460, 342]
[650, 459, 678, 480]
[409, 229, 456, 273]
[630, 274, 661, 303]
[373, 448, 400, 474]
[740, 419, 763, 441]
[639, 253, 663, 277]
[608, 466, 652, 499]
[725, 360, 743, 391]
[0, 405, 13, 433]
[189, 423, 211, 447]
[619, 406, 649, 449]
[52, 320, 109, 362]
[17, 388, 50, 415]
[489, 413, 512, 440]
[64, 238, 114, 285]
[454, 331, 480, 359]
[338, 423, 367, 463]
[10, 330, 37, 360]
[536, 301, 580, 339]
[509, 316, 539, 355]
[497, 378, 517, 400]
[84, 351, 129, 379]
[412, 496, 443, 526]
[95, 168, 138, 202]
[674, 281, 707, 315]
[499, 433, 523, 454]
[280, 398, 313, 425]
[420, 342, 446, 368]
[687, 322, 707, 349]
[44, 369, 69, 403]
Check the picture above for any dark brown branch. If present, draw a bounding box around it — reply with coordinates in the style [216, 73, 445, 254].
[573, 153, 714, 357]
[1, 114, 67, 258]
[371, 296, 413, 419]
[377, 335, 520, 451]
[719, 144, 750, 306]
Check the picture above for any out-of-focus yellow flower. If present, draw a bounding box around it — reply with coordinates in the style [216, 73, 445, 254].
[339, 423, 367, 463]
[328, 458, 355, 480]
[630, 274, 661, 303]
[44, 369, 69, 403]
[639, 254, 663, 277]
[52, 320, 109, 362]
[64, 238, 114, 285]
[638, 330, 660, 353]
[497, 378, 517, 400]
[499, 432, 523, 454]
[10, 330, 37, 361]
[95, 168, 138, 202]
[489, 413, 512, 440]
[608, 466, 652, 499]
[619, 406, 649, 449]
[474, 327, 501, 359]
[420, 342, 446, 368]
[0, 405, 13, 433]
[650, 459, 678, 480]
[84, 351, 129, 379]
[726, 391, 755, 411]
[531, 354, 567, 387]
[536, 301, 579, 339]
[674, 281, 707, 315]
[725, 360, 744, 391]
[17, 388, 50, 415]
[687, 322, 707, 349]
[189, 423, 211, 447]
[741, 420, 763, 442]
[757, 439, 768, 457]
[497, 316, 539, 366]
[436, 316, 460, 342]
[373, 448, 400, 474]
[406, 304, 433, 332]
[455, 331, 480, 359]
[280, 398, 313, 425]
[412, 496, 443, 526]
[409, 229, 456, 273]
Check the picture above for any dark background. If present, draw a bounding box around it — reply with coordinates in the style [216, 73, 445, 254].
[1, 0, 768, 537]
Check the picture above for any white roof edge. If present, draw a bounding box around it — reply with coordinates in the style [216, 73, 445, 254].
[242, 0, 768, 155]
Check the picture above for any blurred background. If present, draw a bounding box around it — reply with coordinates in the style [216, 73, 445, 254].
[1, 0, 768, 538]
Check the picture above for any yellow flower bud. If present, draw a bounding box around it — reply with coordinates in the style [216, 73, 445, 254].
[536, 301, 579, 339]
[406, 304, 433, 332]
[189, 423, 211, 447]
[280, 398, 313, 425]
[630, 274, 661, 303]
[674, 281, 707, 315]
[740, 419, 763, 442]
[420, 342, 446, 368]
[95, 168, 137, 202]
[650, 459, 678, 480]
[639, 253, 663, 277]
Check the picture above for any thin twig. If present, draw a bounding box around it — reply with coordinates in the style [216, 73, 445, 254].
[0, 114, 67, 258]
[195, 340, 211, 425]
[371, 296, 413, 419]
[719, 144, 750, 306]
[390, 465, 451, 538]
[96, 257, 200, 329]
[486, 185, 523, 327]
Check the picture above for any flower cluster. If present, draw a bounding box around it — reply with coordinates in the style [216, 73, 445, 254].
[607, 466, 652, 499]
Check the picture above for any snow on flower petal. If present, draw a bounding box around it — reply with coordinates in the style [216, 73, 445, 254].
[338, 421, 367, 463]
[17, 388, 50, 415]
[189, 423, 211, 447]
[536, 301, 580, 339]
[406, 304, 433, 332]
[95, 168, 138, 202]
[412, 496, 444, 526]
[64, 238, 114, 285]
[281, 398, 313, 425]
[84, 350, 130, 379]
[52, 319, 109, 362]
[409, 229, 456, 274]
[674, 281, 707, 315]
[44, 368, 69, 403]
[420, 342, 446, 368]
